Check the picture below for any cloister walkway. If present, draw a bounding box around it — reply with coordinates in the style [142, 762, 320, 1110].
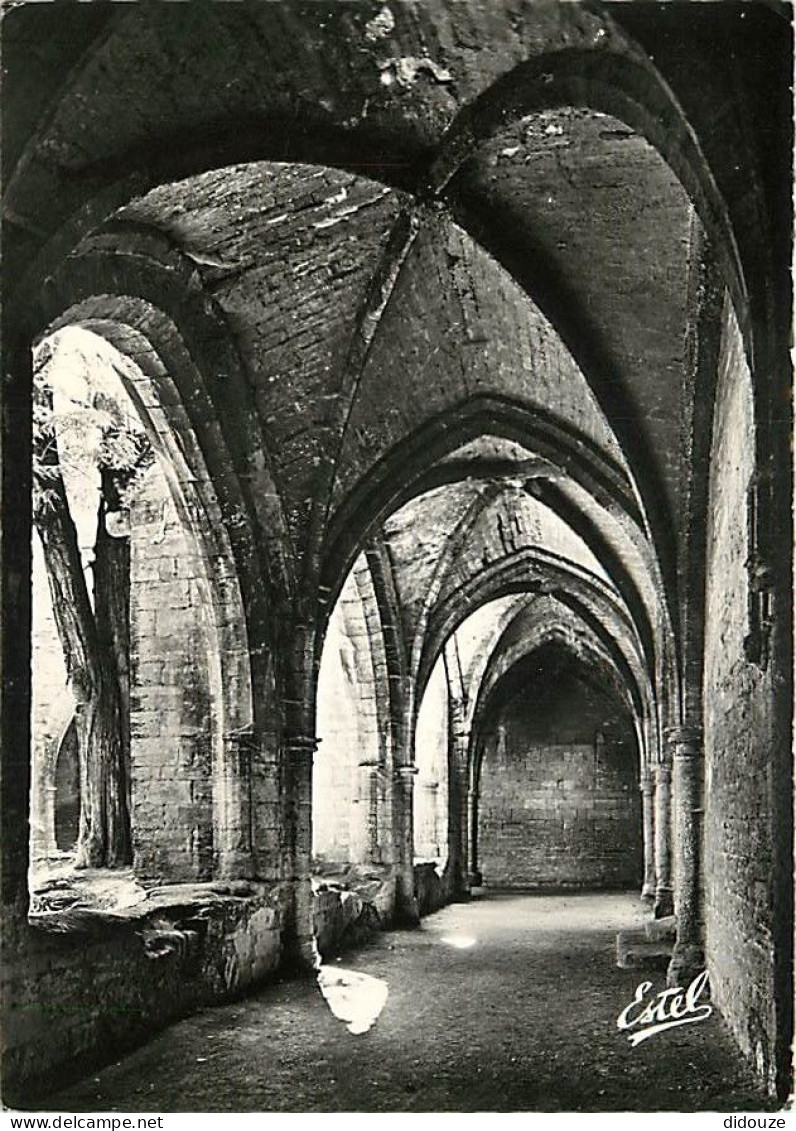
[44, 893, 771, 1112]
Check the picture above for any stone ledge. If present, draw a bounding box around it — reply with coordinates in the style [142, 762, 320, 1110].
[29, 869, 281, 938]
[616, 927, 673, 971]
[4, 879, 288, 1106]
[311, 868, 394, 959]
[414, 860, 447, 916]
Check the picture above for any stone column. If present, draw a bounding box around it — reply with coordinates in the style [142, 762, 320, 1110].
[467, 784, 482, 886]
[448, 700, 470, 897]
[215, 727, 255, 879]
[667, 725, 705, 987]
[282, 733, 319, 970]
[351, 758, 380, 864]
[2, 335, 33, 906]
[366, 761, 382, 864]
[653, 760, 673, 918]
[639, 767, 656, 902]
[394, 764, 419, 923]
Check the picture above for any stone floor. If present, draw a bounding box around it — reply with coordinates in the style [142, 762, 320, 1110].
[42, 892, 774, 1112]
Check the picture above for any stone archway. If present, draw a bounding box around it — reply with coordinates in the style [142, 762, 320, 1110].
[30, 321, 259, 883]
[473, 641, 642, 892]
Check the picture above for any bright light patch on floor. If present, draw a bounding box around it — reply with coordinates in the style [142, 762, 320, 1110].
[440, 934, 477, 949]
[316, 966, 389, 1034]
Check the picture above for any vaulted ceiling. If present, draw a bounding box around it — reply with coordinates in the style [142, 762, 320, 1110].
[5, 0, 791, 730]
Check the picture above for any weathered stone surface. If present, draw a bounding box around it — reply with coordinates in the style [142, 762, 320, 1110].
[414, 862, 447, 918]
[477, 646, 641, 890]
[616, 928, 672, 972]
[129, 466, 214, 881]
[2, 884, 285, 1105]
[1, 0, 791, 1109]
[311, 872, 391, 960]
[645, 915, 676, 943]
[703, 303, 779, 1093]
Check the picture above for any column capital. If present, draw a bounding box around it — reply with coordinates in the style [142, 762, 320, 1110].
[665, 726, 703, 757]
[395, 764, 419, 778]
[224, 725, 259, 769]
[639, 766, 653, 791]
[653, 760, 672, 782]
[357, 758, 381, 770]
[225, 723, 256, 741]
[283, 734, 318, 755]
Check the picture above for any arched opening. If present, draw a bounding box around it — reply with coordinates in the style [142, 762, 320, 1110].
[29, 324, 246, 900]
[412, 653, 450, 869]
[2, 3, 790, 1105]
[340, 441, 659, 916]
[473, 642, 642, 891]
[313, 553, 390, 874]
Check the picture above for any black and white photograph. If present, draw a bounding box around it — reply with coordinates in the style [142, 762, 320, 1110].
[0, 0, 793, 1117]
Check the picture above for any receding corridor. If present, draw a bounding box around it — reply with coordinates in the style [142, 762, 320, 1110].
[42, 894, 770, 1113]
[3, 3, 792, 1112]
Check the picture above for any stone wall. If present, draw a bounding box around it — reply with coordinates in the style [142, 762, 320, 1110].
[314, 560, 387, 867]
[703, 302, 778, 1091]
[2, 884, 285, 1107]
[4, 872, 408, 1106]
[129, 464, 215, 881]
[477, 650, 641, 889]
[312, 878, 387, 959]
[414, 861, 447, 917]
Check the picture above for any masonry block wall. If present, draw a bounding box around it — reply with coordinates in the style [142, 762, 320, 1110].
[129, 464, 215, 881]
[1, 889, 284, 1105]
[314, 558, 390, 867]
[351, 557, 393, 868]
[704, 304, 778, 1091]
[249, 708, 282, 883]
[477, 651, 641, 888]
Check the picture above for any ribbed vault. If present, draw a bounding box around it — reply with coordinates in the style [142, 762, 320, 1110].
[2, 2, 792, 1105]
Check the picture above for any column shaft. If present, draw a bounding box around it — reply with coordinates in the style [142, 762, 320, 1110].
[653, 761, 673, 918]
[668, 726, 705, 986]
[448, 708, 470, 898]
[214, 728, 255, 879]
[282, 734, 318, 970]
[350, 759, 379, 865]
[367, 764, 381, 863]
[394, 764, 419, 923]
[468, 785, 482, 886]
[640, 768, 655, 901]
